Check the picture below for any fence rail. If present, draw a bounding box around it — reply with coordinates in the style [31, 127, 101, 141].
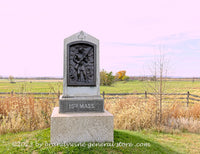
[0, 91, 200, 106]
[102, 91, 200, 106]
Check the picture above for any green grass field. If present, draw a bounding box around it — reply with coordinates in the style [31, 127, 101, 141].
[1, 79, 200, 95]
[1, 128, 199, 153]
[0, 80, 62, 93]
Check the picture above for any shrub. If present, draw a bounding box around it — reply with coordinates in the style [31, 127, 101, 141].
[100, 70, 115, 86]
[8, 75, 15, 83]
[150, 76, 157, 81]
[115, 70, 129, 81]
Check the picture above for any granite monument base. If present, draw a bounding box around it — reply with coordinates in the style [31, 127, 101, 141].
[59, 95, 104, 113]
[51, 107, 114, 144]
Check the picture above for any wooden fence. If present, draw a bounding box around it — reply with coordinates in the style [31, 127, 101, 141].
[102, 91, 200, 106]
[0, 91, 200, 106]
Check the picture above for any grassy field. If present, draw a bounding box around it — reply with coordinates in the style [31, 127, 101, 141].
[0, 79, 200, 153]
[101, 80, 200, 94]
[1, 128, 199, 153]
[1, 79, 200, 94]
[0, 80, 62, 93]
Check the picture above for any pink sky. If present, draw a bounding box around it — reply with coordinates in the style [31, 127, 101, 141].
[0, 0, 200, 77]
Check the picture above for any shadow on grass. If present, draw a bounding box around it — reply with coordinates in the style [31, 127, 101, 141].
[114, 130, 178, 154]
[0, 128, 178, 154]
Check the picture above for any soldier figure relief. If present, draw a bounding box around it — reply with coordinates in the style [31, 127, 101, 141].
[67, 42, 96, 86]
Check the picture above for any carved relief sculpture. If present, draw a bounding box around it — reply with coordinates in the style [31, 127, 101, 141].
[67, 41, 96, 86]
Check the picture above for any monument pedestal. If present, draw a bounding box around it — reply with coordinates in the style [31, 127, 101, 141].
[51, 107, 113, 143]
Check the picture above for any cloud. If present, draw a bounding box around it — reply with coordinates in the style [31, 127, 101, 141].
[148, 32, 200, 53]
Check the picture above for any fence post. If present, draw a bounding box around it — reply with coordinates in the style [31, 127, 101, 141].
[145, 91, 147, 99]
[103, 91, 105, 99]
[187, 91, 190, 107]
[57, 90, 60, 99]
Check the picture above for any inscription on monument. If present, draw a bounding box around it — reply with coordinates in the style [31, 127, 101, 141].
[69, 103, 95, 110]
[67, 41, 96, 86]
[59, 98, 104, 112]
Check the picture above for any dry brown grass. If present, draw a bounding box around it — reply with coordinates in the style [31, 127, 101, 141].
[162, 102, 200, 133]
[0, 94, 199, 135]
[105, 97, 158, 130]
[105, 97, 200, 133]
[0, 95, 58, 134]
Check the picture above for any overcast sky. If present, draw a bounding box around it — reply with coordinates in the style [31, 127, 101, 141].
[0, 0, 200, 77]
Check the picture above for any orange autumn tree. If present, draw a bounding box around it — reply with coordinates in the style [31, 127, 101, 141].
[115, 70, 129, 81]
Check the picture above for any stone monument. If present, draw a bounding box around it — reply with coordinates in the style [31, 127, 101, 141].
[51, 31, 114, 143]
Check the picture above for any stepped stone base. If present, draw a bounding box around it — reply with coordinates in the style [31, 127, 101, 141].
[51, 107, 114, 144]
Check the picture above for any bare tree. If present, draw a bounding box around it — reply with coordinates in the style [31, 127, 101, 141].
[145, 47, 169, 125]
